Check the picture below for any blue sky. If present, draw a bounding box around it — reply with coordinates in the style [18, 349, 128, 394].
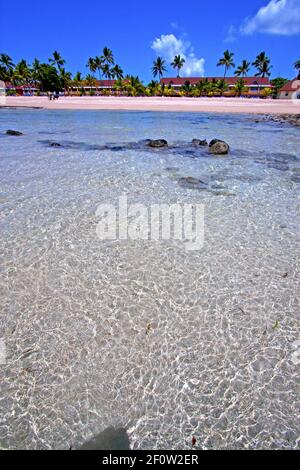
[0, 0, 299, 81]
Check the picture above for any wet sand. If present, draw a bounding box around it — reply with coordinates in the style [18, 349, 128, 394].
[1, 96, 300, 114]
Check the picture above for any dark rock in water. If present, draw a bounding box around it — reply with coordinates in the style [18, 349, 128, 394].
[165, 167, 179, 172]
[267, 162, 289, 172]
[107, 145, 125, 152]
[6, 130, 23, 136]
[213, 190, 236, 197]
[178, 176, 208, 190]
[211, 184, 227, 190]
[291, 175, 300, 183]
[77, 427, 130, 450]
[49, 142, 62, 147]
[192, 139, 208, 146]
[268, 153, 298, 163]
[147, 139, 168, 148]
[209, 139, 230, 155]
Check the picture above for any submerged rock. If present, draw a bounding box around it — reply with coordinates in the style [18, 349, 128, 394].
[77, 427, 130, 450]
[178, 176, 208, 190]
[6, 130, 23, 136]
[192, 139, 208, 146]
[291, 175, 300, 183]
[209, 139, 230, 155]
[147, 139, 168, 148]
[49, 142, 62, 147]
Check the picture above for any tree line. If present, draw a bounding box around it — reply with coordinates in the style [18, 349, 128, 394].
[0, 47, 299, 97]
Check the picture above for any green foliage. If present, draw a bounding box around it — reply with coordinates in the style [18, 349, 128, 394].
[235, 60, 251, 77]
[6, 88, 16, 96]
[234, 78, 247, 97]
[152, 57, 167, 80]
[171, 55, 185, 78]
[147, 80, 161, 96]
[270, 77, 289, 97]
[36, 63, 62, 92]
[0, 53, 14, 80]
[253, 52, 272, 79]
[12, 59, 31, 85]
[216, 79, 229, 95]
[217, 50, 235, 78]
[261, 87, 273, 98]
[49, 51, 65, 70]
[294, 59, 300, 78]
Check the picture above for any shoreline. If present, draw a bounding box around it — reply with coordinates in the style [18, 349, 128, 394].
[1, 96, 300, 115]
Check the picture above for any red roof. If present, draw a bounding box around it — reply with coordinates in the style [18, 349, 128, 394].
[4, 82, 38, 89]
[72, 79, 117, 87]
[279, 78, 300, 92]
[94, 79, 116, 87]
[160, 77, 272, 87]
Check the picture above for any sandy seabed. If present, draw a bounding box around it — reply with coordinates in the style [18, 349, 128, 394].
[1, 95, 300, 114]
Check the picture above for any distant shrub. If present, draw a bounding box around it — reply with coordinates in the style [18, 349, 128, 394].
[261, 88, 273, 98]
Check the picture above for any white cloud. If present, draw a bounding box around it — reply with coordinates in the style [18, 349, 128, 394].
[151, 33, 205, 77]
[241, 0, 300, 35]
[170, 22, 179, 30]
[224, 25, 237, 43]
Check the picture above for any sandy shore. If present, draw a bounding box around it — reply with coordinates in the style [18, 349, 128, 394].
[1, 95, 300, 114]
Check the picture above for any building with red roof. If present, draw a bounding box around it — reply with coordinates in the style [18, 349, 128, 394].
[160, 76, 272, 96]
[4, 82, 39, 96]
[70, 79, 118, 92]
[278, 78, 300, 100]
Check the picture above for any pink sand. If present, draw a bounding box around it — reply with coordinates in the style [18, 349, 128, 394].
[2, 96, 300, 114]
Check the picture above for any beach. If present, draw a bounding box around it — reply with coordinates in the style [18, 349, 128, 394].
[2, 95, 300, 114]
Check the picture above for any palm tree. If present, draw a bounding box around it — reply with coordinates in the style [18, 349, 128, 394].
[73, 71, 82, 82]
[59, 68, 72, 92]
[216, 79, 229, 96]
[86, 74, 96, 86]
[171, 55, 185, 78]
[147, 80, 161, 96]
[85, 74, 96, 94]
[152, 57, 167, 81]
[111, 64, 123, 80]
[13, 59, 31, 85]
[101, 47, 114, 66]
[87, 57, 100, 93]
[255, 61, 272, 80]
[195, 79, 210, 97]
[102, 64, 112, 80]
[217, 50, 235, 78]
[234, 78, 247, 97]
[253, 52, 270, 70]
[235, 60, 251, 78]
[87, 57, 97, 74]
[94, 56, 103, 80]
[73, 71, 83, 94]
[182, 80, 192, 94]
[252, 52, 271, 96]
[0, 53, 14, 80]
[294, 59, 300, 78]
[123, 75, 145, 96]
[31, 58, 41, 86]
[49, 50, 65, 70]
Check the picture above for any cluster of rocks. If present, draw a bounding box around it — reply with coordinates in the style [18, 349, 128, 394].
[146, 138, 230, 155]
[5, 130, 230, 155]
[256, 114, 300, 128]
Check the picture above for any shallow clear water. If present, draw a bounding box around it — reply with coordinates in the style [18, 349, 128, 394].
[0, 109, 299, 450]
